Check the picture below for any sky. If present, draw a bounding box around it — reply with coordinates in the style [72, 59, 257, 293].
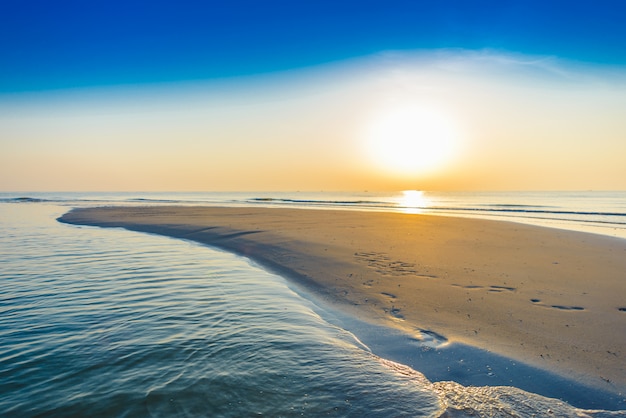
[1, 0, 626, 191]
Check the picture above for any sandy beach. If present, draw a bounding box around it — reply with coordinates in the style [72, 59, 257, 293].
[60, 206, 626, 394]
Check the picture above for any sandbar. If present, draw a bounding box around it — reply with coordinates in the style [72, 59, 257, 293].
[59, 206, 626, 396]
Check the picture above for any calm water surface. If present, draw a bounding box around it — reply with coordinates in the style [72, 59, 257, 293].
[1, 204, 441, 417]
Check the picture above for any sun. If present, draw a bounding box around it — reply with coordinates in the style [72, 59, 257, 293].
[364, 105, 459, 176]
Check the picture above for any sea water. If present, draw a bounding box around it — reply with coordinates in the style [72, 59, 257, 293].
[2, 192, 626, 416]
[1, 204, 443, 416]
[2, 190, 625, 239]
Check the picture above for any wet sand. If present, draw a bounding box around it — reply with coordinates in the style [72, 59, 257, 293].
[59, 206, 626, 395]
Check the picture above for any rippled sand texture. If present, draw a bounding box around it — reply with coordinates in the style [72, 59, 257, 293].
[60, 206, 626, 395]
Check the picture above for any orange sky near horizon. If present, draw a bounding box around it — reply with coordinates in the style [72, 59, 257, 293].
[2, 50, 626, 192]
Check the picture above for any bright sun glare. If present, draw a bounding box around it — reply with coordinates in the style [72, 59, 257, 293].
[365, 105, 459, 176]
[398, 190, 430, 214]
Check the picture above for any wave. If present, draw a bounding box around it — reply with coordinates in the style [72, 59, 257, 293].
[0, 197, 50, 203]
[434, 206, 626, 218]
[248, 197, 626, 220]
[479, 203, 554, 208]
[126, 198, 187, 203]
[249, 197, 385, 205]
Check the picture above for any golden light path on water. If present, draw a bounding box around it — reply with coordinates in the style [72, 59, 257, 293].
[398, 190, 431, 214]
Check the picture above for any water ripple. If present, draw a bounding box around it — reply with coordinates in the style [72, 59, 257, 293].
[1, 204, 444, 417]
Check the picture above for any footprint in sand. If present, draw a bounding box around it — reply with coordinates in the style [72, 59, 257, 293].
[382, 305, 404, 319]
[530, 299, 585, 311]
[354, 251, 436, 278]
[488, 285, 516, 293]
[410, 328, 448, 350]
[451, 284, 516, 293]
[389, 307, 404, 319]
[551, 305, 585, 311]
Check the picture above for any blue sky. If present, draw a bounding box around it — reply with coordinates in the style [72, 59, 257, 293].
[2, 0, 626, 92]
[2, 1, 626, 191]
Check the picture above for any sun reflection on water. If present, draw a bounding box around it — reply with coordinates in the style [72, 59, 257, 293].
[398, 190, 430, 214]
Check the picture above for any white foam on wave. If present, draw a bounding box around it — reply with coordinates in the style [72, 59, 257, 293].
[376, 356, 626, 417]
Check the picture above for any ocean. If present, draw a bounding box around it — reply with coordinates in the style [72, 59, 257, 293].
[1, 191, 625, 416]
[3, 190, 625, 239]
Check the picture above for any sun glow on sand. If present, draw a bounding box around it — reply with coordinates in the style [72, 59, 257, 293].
[364, 105, 460, 177]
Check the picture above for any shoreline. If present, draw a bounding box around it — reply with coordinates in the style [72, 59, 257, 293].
[58, 206, 626, 407]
